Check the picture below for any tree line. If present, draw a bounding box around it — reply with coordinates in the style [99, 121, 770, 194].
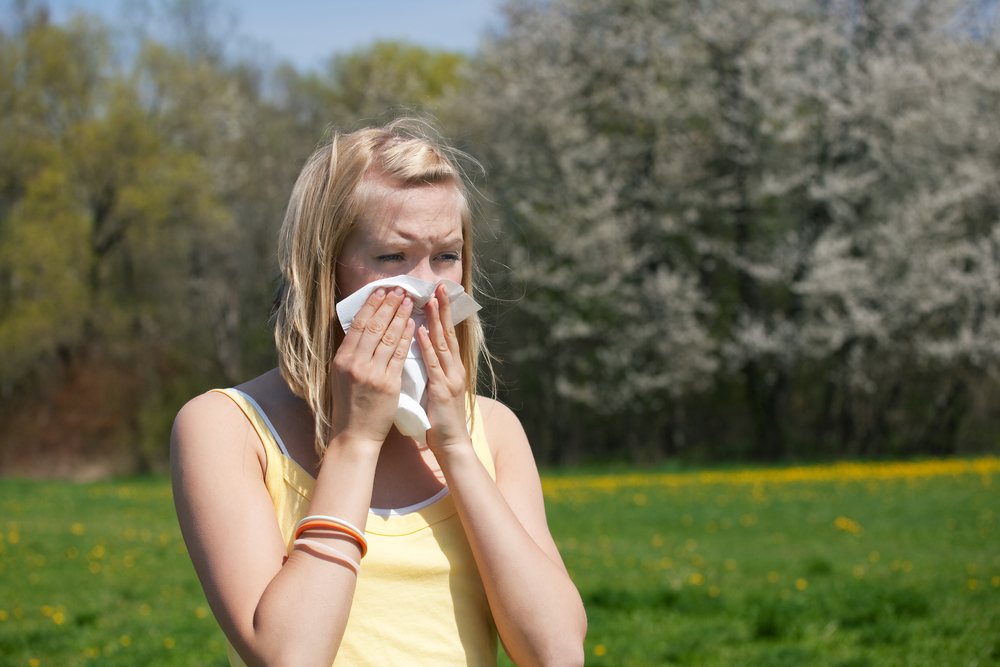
[2, 0, 999, 474]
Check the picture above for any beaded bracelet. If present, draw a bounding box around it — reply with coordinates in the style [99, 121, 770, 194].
[293, 539, 361, 575]
[294, 516, 368, 558]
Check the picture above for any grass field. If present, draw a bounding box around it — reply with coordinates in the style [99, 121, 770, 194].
[1, 458, 998, 666]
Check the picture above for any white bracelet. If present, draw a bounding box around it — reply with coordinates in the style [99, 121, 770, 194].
[293, 538, 362, 576]
[296, 515, 367, 538]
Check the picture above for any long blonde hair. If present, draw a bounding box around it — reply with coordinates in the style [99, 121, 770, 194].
[274, 120, 487, 458]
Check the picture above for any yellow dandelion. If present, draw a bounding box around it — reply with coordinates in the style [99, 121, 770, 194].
[140, 604, 152, 616]
[52, 613, 64, 625]
[795, 578, 808, 591]
[120, 635, 131, 647]
[869, 551, 881, 563]
[767, 571, 779, 583]
[29, 659, 39, 667]
[89, 562, 101, 574]
[709, 586, 721, 598]
[164, 637, 176, 649]
[834, 517, 862, 534]
[687, 572, 705, 586]
[968, 579, 979, 590]
[651, 534, 664, 547]
[853, 565, 866, 578]
[0, 610, 7, 621]
[195, 606, 209, 619]
[70, 523, 85, 536]
[594, 644, 607, 657]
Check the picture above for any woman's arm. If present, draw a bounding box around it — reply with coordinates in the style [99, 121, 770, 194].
[417, 286, 587, 667]
[171, 287, 414, 667]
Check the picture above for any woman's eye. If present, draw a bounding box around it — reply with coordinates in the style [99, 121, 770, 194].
[438, 252, 461, 262]
[377, 254, 404, 262]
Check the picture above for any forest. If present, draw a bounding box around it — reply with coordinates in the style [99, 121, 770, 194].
[2, 0, 1000, 475]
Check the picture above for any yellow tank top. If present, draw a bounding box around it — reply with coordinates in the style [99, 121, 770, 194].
[212, 389, 499, 667]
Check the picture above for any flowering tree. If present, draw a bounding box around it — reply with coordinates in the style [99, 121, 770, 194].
[471, 0, 1000, 460]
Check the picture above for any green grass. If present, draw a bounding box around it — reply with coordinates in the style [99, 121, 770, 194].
[0, 478, 225, 666]
[1, 459, 998, 666]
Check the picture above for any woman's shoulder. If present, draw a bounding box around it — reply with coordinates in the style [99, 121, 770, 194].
[170, 374, 282, 473]
[476, 395, 522, 431]
[475, 395, 530, 463]
[173, 388, 242, 434]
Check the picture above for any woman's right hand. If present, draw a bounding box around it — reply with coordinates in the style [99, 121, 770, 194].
[328, 286, 415, 449]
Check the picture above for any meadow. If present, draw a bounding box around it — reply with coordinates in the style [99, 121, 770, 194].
[1, 458, 997, 666]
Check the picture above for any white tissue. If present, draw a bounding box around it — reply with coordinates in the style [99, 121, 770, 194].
[336, 276, 481, 443]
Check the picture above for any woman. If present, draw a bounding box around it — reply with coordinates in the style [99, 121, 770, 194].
[171, 120, 587, 667]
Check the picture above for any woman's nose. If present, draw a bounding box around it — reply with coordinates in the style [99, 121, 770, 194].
[406, 258, 437, 283]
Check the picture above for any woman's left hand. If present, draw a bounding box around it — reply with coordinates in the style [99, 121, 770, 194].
[417, 283, 471, 452]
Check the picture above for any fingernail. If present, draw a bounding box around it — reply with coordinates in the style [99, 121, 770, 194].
[374, 288, 386, 298]
[394, 286, 405, 296]
[402, 296, 412, 307]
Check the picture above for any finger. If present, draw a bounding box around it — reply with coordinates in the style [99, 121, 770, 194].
[425, 293, 458, 376]
[338, 287, 387, 357]
[436, 284, 461, 352]
[356, 287, 409, 360]
[387, 318, 416, 376]
[372, 294, 414, 368]
[416, 324, 444, 378]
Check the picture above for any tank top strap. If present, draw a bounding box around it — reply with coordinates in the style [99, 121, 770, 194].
[470, 398, 496, 482]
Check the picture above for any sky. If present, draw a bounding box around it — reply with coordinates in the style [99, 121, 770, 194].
[43, 0, 505, 71]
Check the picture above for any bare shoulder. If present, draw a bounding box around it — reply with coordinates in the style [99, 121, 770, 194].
[170, 389, 265, 480]
[477, 395, 524, 433]
[476, 395, 530, 463]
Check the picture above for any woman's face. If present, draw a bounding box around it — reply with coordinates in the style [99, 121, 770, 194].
[336, 182, 465, 299]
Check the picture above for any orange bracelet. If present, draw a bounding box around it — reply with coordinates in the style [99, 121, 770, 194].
[295, 520, 368, 558]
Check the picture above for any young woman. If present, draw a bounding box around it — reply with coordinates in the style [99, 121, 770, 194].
[170, 120, 586, 667]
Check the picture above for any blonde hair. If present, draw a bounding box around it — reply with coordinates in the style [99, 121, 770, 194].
[274, 119, 487, 458]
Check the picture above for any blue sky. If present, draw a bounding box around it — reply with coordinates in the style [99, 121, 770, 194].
[44, 0, 504, 70]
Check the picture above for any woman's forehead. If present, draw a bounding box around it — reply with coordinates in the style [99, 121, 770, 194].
[357, 182, 464, 243]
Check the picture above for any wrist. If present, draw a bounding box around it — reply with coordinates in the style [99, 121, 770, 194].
[427, 436, 475, 462]
[323, 431, 384, 463]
